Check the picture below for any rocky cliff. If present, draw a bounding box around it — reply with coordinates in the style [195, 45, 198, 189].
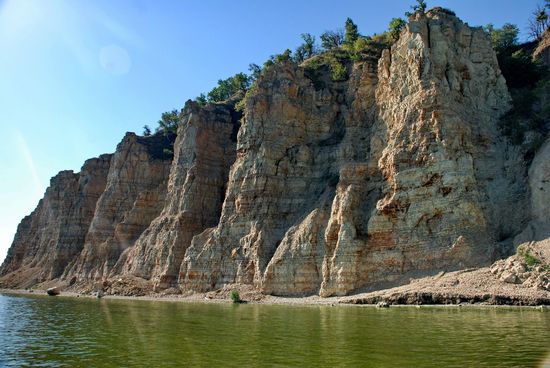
[180, 9, 521, 296]
[0, 156, 111, 287]
[63, 133, 174, 283]
[1, 9, 548, 299]
[121, 102, 238, 290]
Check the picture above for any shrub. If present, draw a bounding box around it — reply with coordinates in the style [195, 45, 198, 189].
[330, 60, 348, 81]
[230, 289, 241, 303]
[405, 0, 427, 17]
[518, 246, 542, 268]
[389, 18, 406, 42]
[499, 49, 543, 89]
[142, 125, 151, 136]
[162, 148, 174, 157]
[196, 93, 207, 106]
[155, 110, 180, 136]
[207, 73, 251, 103]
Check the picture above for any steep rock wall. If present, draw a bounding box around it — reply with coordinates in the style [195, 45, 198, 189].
[121, 102, 238, 289]
[180, 9, 516, 296]
[63, 133, 173, 282]
[3, 9, 547, 297]
[0, 156, 111, 287]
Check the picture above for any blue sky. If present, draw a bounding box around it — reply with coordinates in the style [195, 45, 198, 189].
[0, 0, 542, 264]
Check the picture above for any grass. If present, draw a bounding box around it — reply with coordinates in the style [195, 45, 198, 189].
[517, 246, 546, 269]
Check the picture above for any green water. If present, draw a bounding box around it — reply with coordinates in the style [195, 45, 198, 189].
[1, 294, 549, 367]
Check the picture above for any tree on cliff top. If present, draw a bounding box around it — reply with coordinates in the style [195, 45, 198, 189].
[343, 18, 359, 47]
[143, 125, 151, 136]
[155, 109, 180, 135]
[389, 18, 406, 41]
[528, 4, 549, 40]
[320, 29, 344, 50]
[405, 0, 427, 17]
[206, 72, 251, 103]
[485, 23, 519, 52]
[294, 33, 319, 63]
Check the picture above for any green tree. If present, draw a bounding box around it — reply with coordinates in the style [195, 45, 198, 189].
[320, 29, 344, 50]
[499, 49, 543, 89]
[389, 18, 406, 41]
[248, 63, 262, 81]
[528, 5, 549, 40]
[485, 23, 541, 89]
[156, 110, 179, 135]
[294, 33, 318, 62]
[207, 72, 251, 103]
[344, 18, 359, 46]
[485, 23, 519, 51]
[406, 0, 428, 16]
[142, 125, 151, 136]
[264, 49, 293, 68]
[196, 93, 207, 106]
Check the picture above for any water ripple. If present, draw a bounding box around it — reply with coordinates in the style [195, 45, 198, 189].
[0, 294, 549, 367]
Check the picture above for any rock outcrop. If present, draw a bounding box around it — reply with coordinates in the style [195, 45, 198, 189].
[1, 9, 548, 299]
[0, 156, 111, 287]
[63, 133, 173, 282]
[121, 102, 238, 290]
[180, 9, 518, 296]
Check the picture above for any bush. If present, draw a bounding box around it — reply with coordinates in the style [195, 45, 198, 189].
[155, 110, 180, 136]
[330, 60, 348, 81]
[142, 125, 151, 136]
[230, 289, 241, 303]
[498, 49, 543, 89]
[389, 18, 406, 42]
[518, 246, 542, 268]
[207, 73, 251, 103]
[162, 148, 174, 158]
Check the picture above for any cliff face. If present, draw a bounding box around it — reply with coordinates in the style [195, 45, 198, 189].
[0, 156, 111, 287]
[121, 102, 238, 290]
[63, 133, 173, 282]
[1, 9, 548, 297]
[179, 10, 518, 296]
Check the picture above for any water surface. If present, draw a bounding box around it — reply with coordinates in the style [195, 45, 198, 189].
[0, 293, 549, 367]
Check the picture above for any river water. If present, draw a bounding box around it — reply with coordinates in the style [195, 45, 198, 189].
[0, 293, 549, 367]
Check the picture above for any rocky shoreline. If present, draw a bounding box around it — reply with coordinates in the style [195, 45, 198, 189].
[1, 8, 549, 301]
[3, 260, 549, 307]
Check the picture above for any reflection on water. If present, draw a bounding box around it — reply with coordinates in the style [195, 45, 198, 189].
[0, 293, 549, 367]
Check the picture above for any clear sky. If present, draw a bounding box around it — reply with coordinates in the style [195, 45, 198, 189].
[0, 0, 542, 264]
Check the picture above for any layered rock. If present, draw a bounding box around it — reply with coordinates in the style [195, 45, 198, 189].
[2, 9, 548, 298]
[121, 101, 238, 289]
[0, 156, 111, 287]
[63, 133, 173, 282]
[180, 9, 516, 296]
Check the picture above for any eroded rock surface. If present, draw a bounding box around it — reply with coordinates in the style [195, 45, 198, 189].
[0, 156, 111, 287]
[2, 9, 548, 298]
[63, 133, 173, 282]
[180, 9, 519, 296]
[122, 102, 238, 289]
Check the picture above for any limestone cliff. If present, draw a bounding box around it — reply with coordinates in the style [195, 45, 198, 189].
[1, 9, 549, 299]
[179, 9, 519, 296]
[63, 133, 173, 282]
[121, 102, 238, 290]
[0, 156, 111, 287]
